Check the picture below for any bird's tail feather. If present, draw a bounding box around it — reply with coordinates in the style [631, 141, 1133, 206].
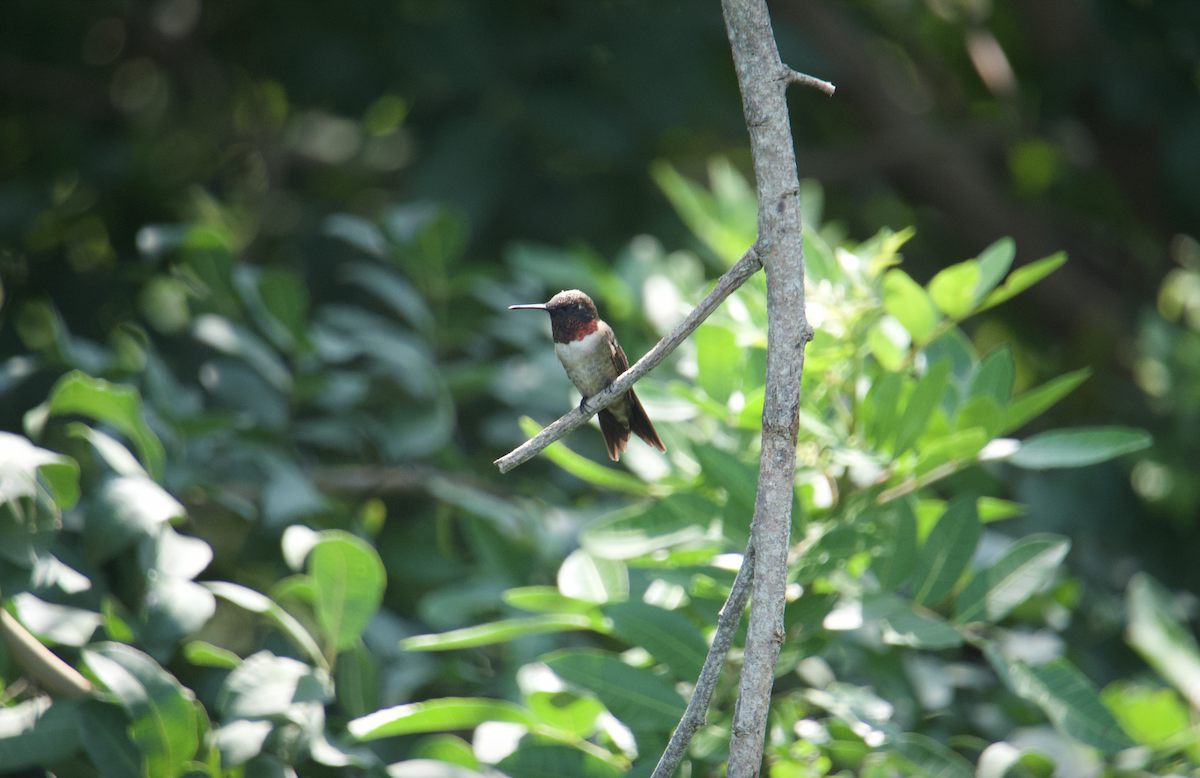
[626, 389, 665, 454]
[598, 409, 629, 461]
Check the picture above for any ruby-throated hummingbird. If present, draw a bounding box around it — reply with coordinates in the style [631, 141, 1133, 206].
[510, 289, 665, 461]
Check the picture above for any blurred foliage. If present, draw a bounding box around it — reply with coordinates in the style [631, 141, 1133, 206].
[1, 1, 1200, 778]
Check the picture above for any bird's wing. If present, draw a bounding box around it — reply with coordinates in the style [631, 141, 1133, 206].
[609, 333, 629, 376]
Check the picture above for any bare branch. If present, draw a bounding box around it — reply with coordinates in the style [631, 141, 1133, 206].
[494, 247, 763, 473]
[651, 542, 755, 778]
[782, 67, 836, 96]
[0, 609, 94, 700]
[721, 0, 813, 775]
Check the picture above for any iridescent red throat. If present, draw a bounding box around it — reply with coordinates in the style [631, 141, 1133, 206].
[551, 317, 599, 344]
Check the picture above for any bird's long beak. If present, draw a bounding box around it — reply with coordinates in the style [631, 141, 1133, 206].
[508, 303, 548, 310]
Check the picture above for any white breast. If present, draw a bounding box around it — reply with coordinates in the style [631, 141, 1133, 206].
[554, 329, 614, 397]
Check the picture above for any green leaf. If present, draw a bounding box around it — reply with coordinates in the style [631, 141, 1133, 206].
[12, 593, 102, 646]
[893, 359, 952, 456]
[340, 262, 434, 335]
[802, 224, 837, 283]
[863, 595, 963, 649]
[604, 601, 708, 680]
[192, 314, 292, 392]
[868, 318, 908, 371]
[1126, 573, 1200, 710]
[543, 648, 687, 731]
[0, 432, 81, 512]
[85, 474, 186, 562]
[77, 700, 142, 778]
[892, 733, 974, 778]
[911, 495, 980, 607]
[872, 500, 917, 592]
[0, 698, 81, 771]
[973, 237, 1016, 303]
[183, 641, 242, 669]
[954, 534, 1071, 623]
[309, 529, 387, 651]
[503, 586, 600, 614]
[204, 581, 327, 670]
[336, 640, 380, 720]
[518, 417, 655, 496]
[217, 650, 332, 720]
[1006, 427, 1152, 469]
[43, 371, 165, 481]
[971, 346, 1014, 408]
[1002, 368, 1092, 434]
[883, 269, 940, 344]
[526, 691, 605, 738]
[412, 734, 479, 769]
[498, 744, 623, 778]
[557, 549, 630, 603]
[927, 261, 982, 319]
[347, 698, 534, 741]
[956, 395, 1003, 439]
[402, 613, 599, 651]
[1102, 682, 1192, 748]
[82, 643, 199, 778]
[581, 494, 720, 560]
[977, 497, 1026, 523]
[914, 427, 989, 477]
[694, 444, 758, 539]
[864, 372, 902, 448]
[977, 252, 1067, 312]
[695, 322, 739, 404]
[213, 719, 273, 768]
[999, 657, 1135, 753]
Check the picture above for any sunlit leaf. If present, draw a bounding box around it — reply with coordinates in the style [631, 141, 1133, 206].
[41, 371, 164, 481]
[995, 656, 1134, 753]
[927, 261, 981, 319]
[1126, 573, 1200, 710]
[977, 252, 1067, 312]
[872, 500, 917, 592]
[348, 698, 534, 741]
[864, 594, 962, 649]
[1006, 427, 1151, 469]
[82, 643, 199, 778]
[973, 237, 1016, 303]
[893, 359, 952, 456]
[503, 586, 600, 615]
[309, 530, 387, 651]
[892, 733, 974, 778]
[0, 698, 81, 771]
[217, 650, 332, 720]
[497, 744, 622, 778]
[954, 534, 1070, 623]
[402, 613, 599, 651]
[518, 417, 655, 496]
[526, 691, 605, 738]
[883, 269, 940, 344]
[911, 495, 980, 607]
[604, 601, 707, 680]
[204, 581, 326, 669]
[543, 648, 686, 731]
[1002, 368, 1092, 434]
[695, 322, 739, 404]
[970, 345, 1014, 408]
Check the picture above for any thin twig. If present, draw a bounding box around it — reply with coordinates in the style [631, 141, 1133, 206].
[721, 0, 814, 775]
[651, 542, 756, 778]
[0, 609, 94, 700]
[494, 247, 763, 473]
[782, 67, 836, 96]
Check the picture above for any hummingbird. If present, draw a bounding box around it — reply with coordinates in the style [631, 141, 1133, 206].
[510, 289, 665, 461]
